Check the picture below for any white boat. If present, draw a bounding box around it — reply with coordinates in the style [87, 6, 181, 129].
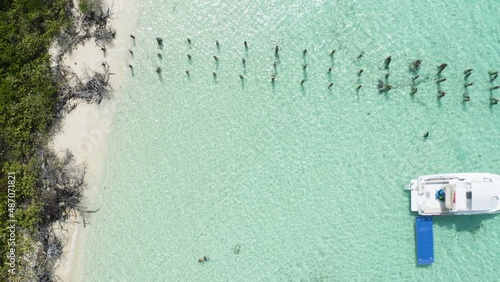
[405, 173, 500, 215]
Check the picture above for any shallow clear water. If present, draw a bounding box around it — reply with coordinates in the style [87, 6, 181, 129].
[83, 0, 500, 281]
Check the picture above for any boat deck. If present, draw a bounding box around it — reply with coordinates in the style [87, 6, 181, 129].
[418, 179, 450, 214]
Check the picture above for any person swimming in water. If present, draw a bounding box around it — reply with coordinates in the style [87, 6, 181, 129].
[199, 256, 209, 263]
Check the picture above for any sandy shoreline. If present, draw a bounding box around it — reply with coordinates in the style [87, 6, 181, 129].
[50, 0, 138, 280]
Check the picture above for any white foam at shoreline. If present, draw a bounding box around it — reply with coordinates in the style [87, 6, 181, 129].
[50, 0, 138, 280]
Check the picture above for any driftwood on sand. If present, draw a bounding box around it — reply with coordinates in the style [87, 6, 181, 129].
[67, 63, 112, 104]
[51, 0, 115, 110]
[30, 148, 91, 281]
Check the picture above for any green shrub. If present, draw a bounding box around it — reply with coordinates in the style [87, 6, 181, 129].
[79, 0, 101, 14]
[0, 0, 70, 279]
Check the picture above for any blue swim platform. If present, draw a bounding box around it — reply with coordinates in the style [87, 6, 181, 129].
[415, 216, 434, 265]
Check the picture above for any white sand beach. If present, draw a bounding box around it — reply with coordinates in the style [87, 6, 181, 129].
[50, 0, 137, 280]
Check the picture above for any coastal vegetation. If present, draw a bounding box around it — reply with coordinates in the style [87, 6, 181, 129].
[54, 0, 114, 105]
[0, 0, 112, 280]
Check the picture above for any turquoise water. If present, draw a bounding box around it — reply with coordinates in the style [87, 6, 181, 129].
[83, 0, 500, 281]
